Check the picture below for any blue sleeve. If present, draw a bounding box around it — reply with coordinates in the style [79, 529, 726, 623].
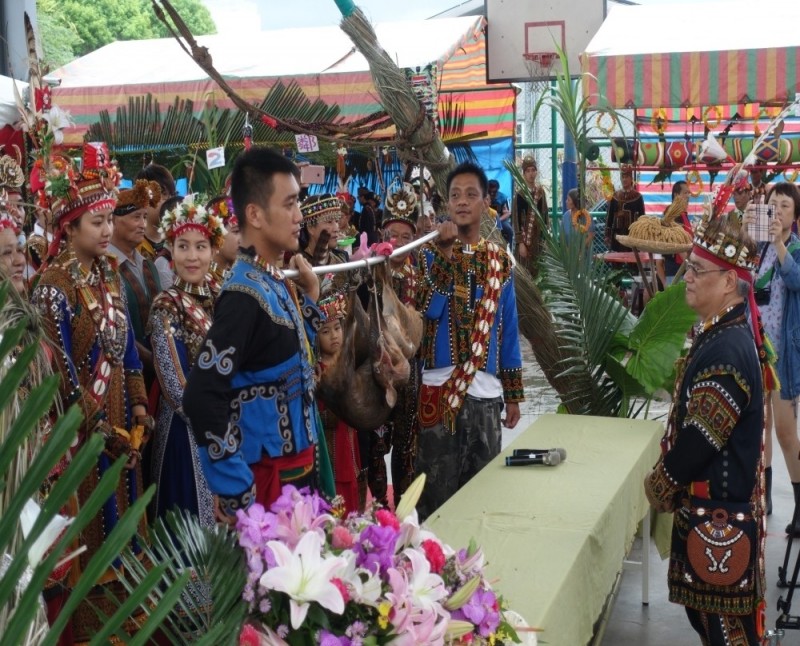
[149, 300, 191, 413]
[184, 291, 259, 512]
[498, 272, 525, 402]
[32, 284, 105, 443]
[779, 247, 800, 291]
[419, 247, 451, 320]
[300, 293, 323, 347]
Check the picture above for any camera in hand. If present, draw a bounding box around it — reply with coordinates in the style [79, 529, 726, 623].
[755, 287, 771, 306]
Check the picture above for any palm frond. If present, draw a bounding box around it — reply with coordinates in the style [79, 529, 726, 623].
[107, 509, 247, 645]
[538, 230, 631, 415]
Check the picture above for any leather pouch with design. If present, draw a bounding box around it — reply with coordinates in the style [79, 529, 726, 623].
[685, 496, 755, 589]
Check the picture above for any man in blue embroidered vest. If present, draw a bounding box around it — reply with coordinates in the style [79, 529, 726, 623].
[184, 147, 322, 522]
[415, 161, 525, 520]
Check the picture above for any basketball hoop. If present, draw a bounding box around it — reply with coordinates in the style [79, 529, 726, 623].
[523, 51, 557, 79]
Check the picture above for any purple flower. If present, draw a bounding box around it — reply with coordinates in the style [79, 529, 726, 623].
[236, 503, 278, 548]
[319, 630, 352, 645]
[355, 525, 399, 575]
[451, 588, 500, 637]
[271, 484, 331, 516]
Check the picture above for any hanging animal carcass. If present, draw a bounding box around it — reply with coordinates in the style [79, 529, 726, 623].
[318, 267, 422, 431]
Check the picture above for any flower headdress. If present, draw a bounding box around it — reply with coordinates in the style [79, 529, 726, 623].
[31, 143, 119, 260]
[318, 292, 347, 322]
[383, 181, 418, 233]
[113, 179, 161, 216]
[206, 195, 237, 229]
[300, 194, 342, 227]
[160, 193, 227, 249]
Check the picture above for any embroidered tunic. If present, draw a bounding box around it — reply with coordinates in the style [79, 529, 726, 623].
[31, 250, 148, 642]
[418, 241, 525, 403]
[147, 279, 215, 526]
[645, 305, 764, 616]
[184, 249, 322, 515]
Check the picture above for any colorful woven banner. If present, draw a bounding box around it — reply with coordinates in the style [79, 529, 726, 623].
[582, 47, 800, 109]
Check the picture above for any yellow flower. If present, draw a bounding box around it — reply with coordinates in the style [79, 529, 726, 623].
[378, 601, 392, 629]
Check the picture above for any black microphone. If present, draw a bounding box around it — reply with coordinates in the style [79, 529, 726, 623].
[505, 450, 562, 467]
[512, 448, 567, 461]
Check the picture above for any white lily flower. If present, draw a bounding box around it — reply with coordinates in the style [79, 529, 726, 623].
[402, 547, 447, 610]
[20, 498, 73, 568]
[259, 531, 347, 629]
[43, 105, 74, 131]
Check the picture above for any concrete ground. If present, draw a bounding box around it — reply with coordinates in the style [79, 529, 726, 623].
[601, 443, 800, 646]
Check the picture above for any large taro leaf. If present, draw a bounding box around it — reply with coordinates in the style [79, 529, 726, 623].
[610, 282, 696, 395]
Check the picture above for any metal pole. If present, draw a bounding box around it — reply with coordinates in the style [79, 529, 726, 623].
[283, 230, 440, 278]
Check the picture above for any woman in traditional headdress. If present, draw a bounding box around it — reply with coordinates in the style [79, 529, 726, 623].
[206, 194, 240, 291]
[147, 195, 225, 524]
[30, 143, 153, 642]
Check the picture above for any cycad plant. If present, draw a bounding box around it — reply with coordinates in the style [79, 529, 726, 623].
[508, 46, 697, 417]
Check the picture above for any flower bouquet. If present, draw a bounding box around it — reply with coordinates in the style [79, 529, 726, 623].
[235, 475, 522, 646]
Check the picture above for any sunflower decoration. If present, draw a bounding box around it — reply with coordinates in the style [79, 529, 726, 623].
[385, 181, 418, 219]
[160, 192, 227, 249]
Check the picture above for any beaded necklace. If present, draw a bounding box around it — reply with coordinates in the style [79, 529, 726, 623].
[63, 250, 126, 363]
[173, 277, 212, 299]
[437, 239, 504, 432]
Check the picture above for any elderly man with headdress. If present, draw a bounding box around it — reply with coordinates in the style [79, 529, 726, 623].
[644, 208, 767, 645]
[516, 156, 549, 272]
[30, 143, 153, 642]
[605, 164, 645, 252]
[381, 182, 422, 505]
[108, 180, 163, 391]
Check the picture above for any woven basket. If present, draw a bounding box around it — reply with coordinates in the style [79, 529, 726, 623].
[615, 234, 692, 255]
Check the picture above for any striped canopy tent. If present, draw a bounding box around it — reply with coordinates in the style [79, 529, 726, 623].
[581, 0, 800, 110]
[47, 16, 514, 148]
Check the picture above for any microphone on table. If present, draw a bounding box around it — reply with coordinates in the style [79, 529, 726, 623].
[505, 450, 562, 467]
[512, 448, 567, 461]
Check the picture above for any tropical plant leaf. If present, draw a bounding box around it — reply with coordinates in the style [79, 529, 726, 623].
[619, 282, 695, 394]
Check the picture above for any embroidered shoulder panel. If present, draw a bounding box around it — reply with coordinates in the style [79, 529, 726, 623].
[684, 379, 742, 450]
[223, 269, 295, 330]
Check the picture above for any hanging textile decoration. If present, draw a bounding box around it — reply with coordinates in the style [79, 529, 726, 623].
[404, 64, 439, 126]
[242, 114, 253, 151]
[336, 145, 348, 180]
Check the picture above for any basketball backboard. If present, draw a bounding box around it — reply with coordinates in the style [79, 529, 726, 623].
[485, 0, 606, 82]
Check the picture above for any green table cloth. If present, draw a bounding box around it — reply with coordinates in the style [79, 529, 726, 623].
[426, 413, 663, 646]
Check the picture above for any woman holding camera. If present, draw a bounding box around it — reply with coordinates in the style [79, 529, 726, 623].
[748, 182, 800, 532]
